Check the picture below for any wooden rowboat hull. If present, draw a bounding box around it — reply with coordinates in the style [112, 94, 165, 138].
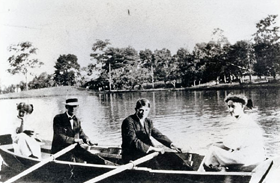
[0, 135, 252, 183]
[0, 146, 252, 183]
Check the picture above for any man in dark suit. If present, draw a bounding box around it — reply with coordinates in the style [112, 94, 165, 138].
[121, 98, 182, 164]
[51, 97, 94, 161]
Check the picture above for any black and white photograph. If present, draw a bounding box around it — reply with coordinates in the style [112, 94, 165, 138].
[0, 0, 280, 182]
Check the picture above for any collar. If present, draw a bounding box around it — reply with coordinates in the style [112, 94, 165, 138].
[17, 115, 23, 122]
[134, 113, 146, 126]
[234, 113, 245, 120]
[66, 112, 75, 119]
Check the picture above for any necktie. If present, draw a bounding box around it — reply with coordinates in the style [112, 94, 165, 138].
[69, 116, 75, 129]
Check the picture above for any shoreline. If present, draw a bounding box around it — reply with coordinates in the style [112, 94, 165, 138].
[1, 82, 280, 99]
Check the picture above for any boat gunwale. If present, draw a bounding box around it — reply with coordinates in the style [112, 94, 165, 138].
[0, 145, 41, 162]
[0, 144, 252, 177]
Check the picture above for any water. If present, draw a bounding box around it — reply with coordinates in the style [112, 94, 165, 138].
[0, 89, 280, 158]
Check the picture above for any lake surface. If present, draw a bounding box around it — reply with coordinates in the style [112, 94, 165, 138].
[1, 88, 280, 158]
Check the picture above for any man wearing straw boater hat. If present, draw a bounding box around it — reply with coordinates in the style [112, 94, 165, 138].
[51, 97, 94, 161]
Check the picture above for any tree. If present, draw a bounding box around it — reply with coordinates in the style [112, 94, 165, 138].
[29, 72, 54, 89]
[53, 54, 80, 86]
[139, 49, 155, 88]
[106, 46, 139, 90]
[165, 55, 180, 88]
[7, 42, 44, 90]
[19, 81, 26, 91]
[200, 41, 225, 84]
[192, 43, 208, 85]
[211, 28, 230, 47]
[153, 48, 172, 83]
[228, 41, 255, 82]
[174, 48, 194, 87]
[131, 67, 150, 89]
[253, 15, 280, 79]
[209, 29, 232, 84]
[78, 67, 99, 87]
[253, 15, 280, 44]
[3, 84, 16, 93]
[90, 40, 140, 90]
[90, 39, 113, 90]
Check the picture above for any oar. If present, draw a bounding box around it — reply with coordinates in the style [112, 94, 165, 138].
[84, 152, 159, 183]
[5, 143, 78, 183]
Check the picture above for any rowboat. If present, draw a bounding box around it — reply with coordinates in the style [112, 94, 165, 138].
[0, 134, 253, 183]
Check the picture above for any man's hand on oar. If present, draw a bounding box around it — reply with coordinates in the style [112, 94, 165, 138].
[74, 138, 98, 149]
[170, 143, 183, 153]
[147, 146, 165, 154]
[170, 143, 193, 153]
[86, 139, 98, 146]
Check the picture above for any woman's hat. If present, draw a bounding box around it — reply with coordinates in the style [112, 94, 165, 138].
[17, 102, 34, 114]
[64, 97, 79, 106]
[224, 93, 248, 105]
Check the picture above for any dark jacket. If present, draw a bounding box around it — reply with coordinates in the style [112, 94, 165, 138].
[51, 113, 88, 154]
[121, 114, 172, 163]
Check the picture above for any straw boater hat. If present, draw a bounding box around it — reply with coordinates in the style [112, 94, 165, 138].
[64, 97, 79, 106]
[224, 94, 248, 106]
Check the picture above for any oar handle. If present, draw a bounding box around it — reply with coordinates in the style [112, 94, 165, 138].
[84, 152, 159, 183]
[132, 152, 159, 165]
[52, 143, 78, 159]
[4, 143, 77, 183]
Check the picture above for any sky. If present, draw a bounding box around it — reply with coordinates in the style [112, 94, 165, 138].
[0, 0, 280, 87]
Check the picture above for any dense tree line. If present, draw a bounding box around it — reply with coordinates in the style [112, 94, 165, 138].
[1, 15, 280, 93]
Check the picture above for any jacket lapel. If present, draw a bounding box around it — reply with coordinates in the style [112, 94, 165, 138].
[63, 113, 73, 133]
[133, 114, 150, 135]
[144, 119, 150, 136]
[73, 118, 80, 139]
[72, 119, 78, 131]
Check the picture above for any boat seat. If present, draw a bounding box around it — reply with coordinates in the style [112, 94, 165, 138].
[0, 134, 12, 145]
[0, 144, 14, 150]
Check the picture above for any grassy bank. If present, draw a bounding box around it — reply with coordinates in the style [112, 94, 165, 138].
[0, 86, 89, 99]
[1, 82, 280, 99]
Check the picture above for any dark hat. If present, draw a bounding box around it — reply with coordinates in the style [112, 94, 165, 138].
[17, 102, 34, 114]
[224, 94, 248, 105]
[64, 97, 79, 106]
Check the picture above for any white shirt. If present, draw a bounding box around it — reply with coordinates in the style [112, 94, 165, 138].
[223, 114, 265, 165]
[66, 112, 74, 129]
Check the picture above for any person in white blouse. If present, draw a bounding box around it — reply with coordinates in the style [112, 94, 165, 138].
[12, 102, 41, 159]
[201, 93, 265, 172]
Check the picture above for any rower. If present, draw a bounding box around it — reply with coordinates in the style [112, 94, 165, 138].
[121, 98, 188, 168]
[51, 97, 99, 163]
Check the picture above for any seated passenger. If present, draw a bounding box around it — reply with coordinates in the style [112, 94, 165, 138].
[12, 102, 42, 159]
[202, 94, 265, 172]
[51, 97, 101, 163]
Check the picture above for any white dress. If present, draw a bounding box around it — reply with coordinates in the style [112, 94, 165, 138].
[222, 114, 265, 166]
[205, 114, 265, 169]
[11, 115, 42, 159]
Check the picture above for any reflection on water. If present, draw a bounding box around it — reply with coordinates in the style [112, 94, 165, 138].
[1, 89, 279, 157]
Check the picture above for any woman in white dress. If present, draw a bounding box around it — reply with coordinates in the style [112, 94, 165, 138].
[12, 102, 41, 159]
[202, 94, 266, 172]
